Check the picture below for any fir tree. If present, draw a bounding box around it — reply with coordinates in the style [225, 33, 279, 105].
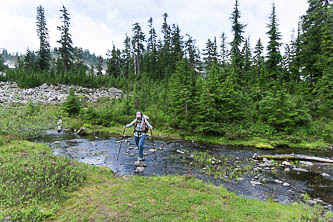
[203, 37, 218, 66]
[241, 37, 252, 85]
[36, 5, 51, 71]
[196, 64, 224, 134]
[0, 53, 4, 71]
[288, 24, 302, 85]
[147, 17, 157, 76]
[167, 59, 196, 130]
[131, 23, 145, 75]
[265, 2, 282, 82]
[96, 56, 104, 75]
[158, 13, 173, 78]
[162, 13, 171, 54]
[254, 38, 264, 84]
[147, 17, 157, 53]
[57, 5, 74, 73]
[24, 49, 37, 70]
[122, 34, 132, 77]
[184, 34, 200, 68]
[171, 24, 184, 60]
[73, 47, 86, 74]
[106, 45, 122, 77]
[230, 0, 246, 72]
[220, 32, 229, 66]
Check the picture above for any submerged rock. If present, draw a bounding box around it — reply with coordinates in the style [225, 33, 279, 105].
[282, 161, 292, 166]
[250, 181, 262, 187]
[135, 167, 145, 173]
[274, 179, 283, 184]
[300, 161, 314, 167]
[293, 167, 309, 173]
[176, 150, 185, 154]
[321, 173, 330, 177]
[134, 161, 146, 167]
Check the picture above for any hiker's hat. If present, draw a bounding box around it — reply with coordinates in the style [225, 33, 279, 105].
[136, 112, 142, 118]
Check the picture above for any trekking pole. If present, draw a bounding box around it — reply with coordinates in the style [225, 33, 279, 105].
[151, 129, 157, 160]
[117, 127, 126, 161]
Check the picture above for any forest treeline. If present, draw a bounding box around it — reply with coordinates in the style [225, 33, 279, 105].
[0, 0, 332, 143]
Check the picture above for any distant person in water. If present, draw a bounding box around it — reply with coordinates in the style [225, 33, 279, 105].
[124, 112, 153, 161]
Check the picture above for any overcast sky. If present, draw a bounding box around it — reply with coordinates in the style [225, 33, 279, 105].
[0, 0, 309, 57]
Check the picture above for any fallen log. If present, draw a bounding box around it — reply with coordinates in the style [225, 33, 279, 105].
[252, 154, 333, 163]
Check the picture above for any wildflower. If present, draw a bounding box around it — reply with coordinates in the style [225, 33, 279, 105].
[37, 179, 41, 183]
[25, 168, 30, 172]
[5, 216, 10, 220]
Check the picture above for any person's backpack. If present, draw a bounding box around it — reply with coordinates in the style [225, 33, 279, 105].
[134, 118, 148, 133]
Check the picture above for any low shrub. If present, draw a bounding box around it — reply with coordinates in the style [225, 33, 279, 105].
[0, 141, 87, 221]
[62, 88, 82, 116]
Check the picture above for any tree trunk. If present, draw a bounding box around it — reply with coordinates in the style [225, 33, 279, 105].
[252, 154, 333, 163]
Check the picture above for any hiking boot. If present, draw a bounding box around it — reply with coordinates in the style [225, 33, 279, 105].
[137, 157, 145, 161]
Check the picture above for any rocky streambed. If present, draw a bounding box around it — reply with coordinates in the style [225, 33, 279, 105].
[0, 81, 123, 105]
[35, 130, 333, 211]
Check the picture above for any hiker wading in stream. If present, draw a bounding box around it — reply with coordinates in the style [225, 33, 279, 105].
[124, 112, 153, 161]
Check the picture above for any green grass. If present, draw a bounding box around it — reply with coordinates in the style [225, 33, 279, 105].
[52, 165, 326, 222]
[0, 139, 331, 221]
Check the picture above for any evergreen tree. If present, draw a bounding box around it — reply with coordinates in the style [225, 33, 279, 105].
[184, 34, 200, 68]
[312, 0, 333, 117]
[282, 43, 293, 84]
[147, 17, 157, 53]
[265, 2, 282, 82]
[159, 13, 173, 77]
[147, 17, 157, 76]
[57, 5, 74, 73]
[96, 56, 104, 75]
[73, 47, 87, 74]
[254, 38, 265, 85]
[36, 5, 51, 71]
[171, 24, 184, 60]
[220, 32, 229, 66]
[0, 53, 4, 71]
[203, 37, 218, 66]
[161, 13, 172, 54]
[131, 22, 145, 75]
[288, 24, 302, 85]
[167, 59, 196, 130]
[106, 45, 122, 77]
[230, 0, 246, 72]
[24, 49, 37, 70]
[122, 34, 132, 77]
[241, 37, 252, 85]
[196, 64, 224, 134]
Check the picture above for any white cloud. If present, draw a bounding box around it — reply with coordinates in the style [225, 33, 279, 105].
[0, 0, 308, 56]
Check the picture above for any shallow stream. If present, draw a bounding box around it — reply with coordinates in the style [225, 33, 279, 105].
[36, 130, 333, 210]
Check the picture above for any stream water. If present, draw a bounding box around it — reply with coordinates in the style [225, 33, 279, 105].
[35, 130, 333, 210]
